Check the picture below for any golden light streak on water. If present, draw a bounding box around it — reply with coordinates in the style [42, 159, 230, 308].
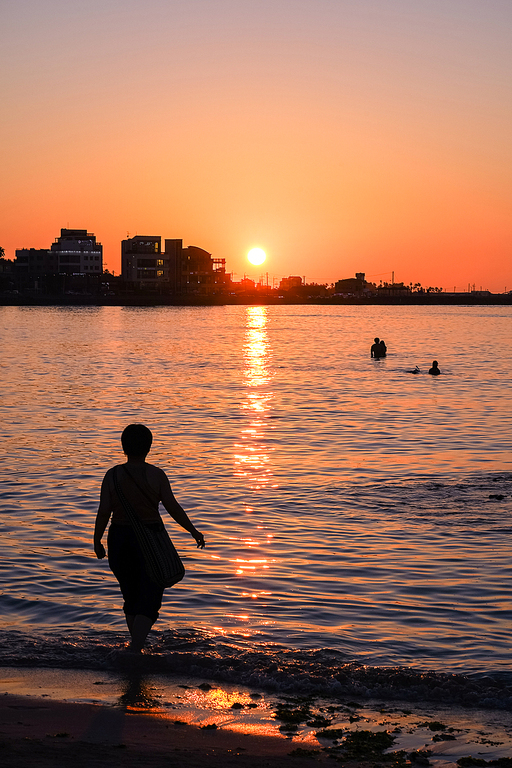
[2, 305, 512, 674]
[233, 306, 275, 493]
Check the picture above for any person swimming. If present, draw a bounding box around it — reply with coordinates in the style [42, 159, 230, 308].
[428, 360, 440, 375]
[371, 338, 383, 358]
[407, 366, 420, 374]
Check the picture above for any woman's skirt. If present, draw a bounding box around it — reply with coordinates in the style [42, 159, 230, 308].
[107, 523, 165, 622]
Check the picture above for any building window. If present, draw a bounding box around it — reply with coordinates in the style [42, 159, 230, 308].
[157, 270, 164, 277]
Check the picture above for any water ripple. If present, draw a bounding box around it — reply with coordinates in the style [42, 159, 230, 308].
[1, 305, 512, 678]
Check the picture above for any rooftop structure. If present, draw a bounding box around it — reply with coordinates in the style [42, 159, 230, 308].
[122, 236, 228, 294]
[279, 276, 302, 291]
[121, 236, 166, 288]
[50, 229, 103, 275]
[12, 229, 103, 293]
[168, 242, 228, 295]
[14, 248, 58, 277]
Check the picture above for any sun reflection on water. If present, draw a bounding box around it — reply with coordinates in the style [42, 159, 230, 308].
[228, 306, 277, 606]
[233, 307, 275, 492]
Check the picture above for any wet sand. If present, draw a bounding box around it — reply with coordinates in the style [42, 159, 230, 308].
[1, 668, 512, 767]
[0, 693, 320, 768]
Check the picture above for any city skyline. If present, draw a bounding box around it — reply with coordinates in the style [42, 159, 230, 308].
[1, 1, 511, 291]
[6, 226, 500, 295]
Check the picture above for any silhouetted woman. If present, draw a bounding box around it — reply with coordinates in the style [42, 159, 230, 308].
[94, 424, 205, 653]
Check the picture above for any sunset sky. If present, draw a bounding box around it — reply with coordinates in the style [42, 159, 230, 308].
[1, 0, 511, 290]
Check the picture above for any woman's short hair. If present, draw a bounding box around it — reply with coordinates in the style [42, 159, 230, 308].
[121, 424, 153, 456]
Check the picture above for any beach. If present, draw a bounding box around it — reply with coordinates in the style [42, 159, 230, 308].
[2, 666, 512, 767]
[0, 692, 308, 768]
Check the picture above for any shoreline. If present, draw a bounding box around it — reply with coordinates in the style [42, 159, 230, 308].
[1, 666, 512, 767]
[1, 295, 512, 307]
[0, 691, 302, 768]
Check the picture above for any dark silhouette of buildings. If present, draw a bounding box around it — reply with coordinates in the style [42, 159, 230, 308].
[0, 254, 14, 293]
[13, 249, 59, 282]
[335, 272, 370, 294]
[279, 276, 302, 291]
[3, 232, 507, 305]
[121, 236, 228, 295]
[15, 229, 103, 278]
[170, 243, 228, 296]
[12, 228, 103, 293]
[121, 236, 165, 287]
[50, 229, 103, 274]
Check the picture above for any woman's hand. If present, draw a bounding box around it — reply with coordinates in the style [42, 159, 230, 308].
[192, 529, 205, 549]
[94, 541, 106, 559]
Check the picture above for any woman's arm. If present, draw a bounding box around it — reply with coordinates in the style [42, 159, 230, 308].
[159, 471, 205, 548]
[94, 471, 113, 559]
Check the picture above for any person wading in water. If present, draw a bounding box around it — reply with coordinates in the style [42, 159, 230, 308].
[94, 424, 205, 653]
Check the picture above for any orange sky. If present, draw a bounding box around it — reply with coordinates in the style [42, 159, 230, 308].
[1, 0, 511, 291]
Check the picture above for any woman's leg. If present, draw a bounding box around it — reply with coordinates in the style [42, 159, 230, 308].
[130, 615, 154, 652]
[108, 525, 163, 651]
[123, 613, 152, 653]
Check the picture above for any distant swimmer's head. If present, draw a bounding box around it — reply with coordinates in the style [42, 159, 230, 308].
[428, 360, 441, 375]
[432, 360, 438, 367]
[121, 423, 153, 458]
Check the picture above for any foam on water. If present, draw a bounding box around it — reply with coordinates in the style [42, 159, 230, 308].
[1, 626, 512, 712]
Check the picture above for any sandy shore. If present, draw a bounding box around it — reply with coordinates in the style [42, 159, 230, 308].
[0, 693, 324, 768]
[1, 668, 512, 767]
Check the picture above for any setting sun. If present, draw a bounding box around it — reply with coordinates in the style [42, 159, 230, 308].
[247, 248, 266, 266]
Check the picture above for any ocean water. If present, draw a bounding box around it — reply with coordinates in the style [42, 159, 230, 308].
[1, 304, 512, 708]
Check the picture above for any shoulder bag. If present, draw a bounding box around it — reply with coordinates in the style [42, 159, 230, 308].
[113, 466, 185, 588]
